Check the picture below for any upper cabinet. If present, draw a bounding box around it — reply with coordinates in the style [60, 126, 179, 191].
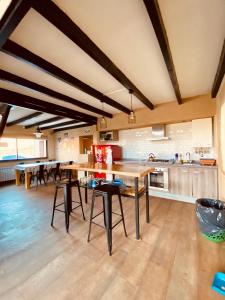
[192, 118, 213, 147]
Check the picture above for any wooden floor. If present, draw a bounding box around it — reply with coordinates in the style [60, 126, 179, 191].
[0, 183, 225, 300]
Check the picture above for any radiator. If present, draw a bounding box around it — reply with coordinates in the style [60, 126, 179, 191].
[0, 167, 16, 182]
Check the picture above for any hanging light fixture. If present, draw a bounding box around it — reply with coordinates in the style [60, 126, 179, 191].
[34, 126, 43, 139]
[99, 101, 107, 129]
[128, 89, 136, 124]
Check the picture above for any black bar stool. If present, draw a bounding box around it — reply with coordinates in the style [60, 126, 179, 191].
[87, 184, 127, 256]
[51, 178, 85, 232]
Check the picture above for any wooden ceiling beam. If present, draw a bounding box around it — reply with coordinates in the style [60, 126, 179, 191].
[2, 40, 130, 114]
[0, 0, 34, 48]
[0, 69, 113, 118]
[211, 40, 225, 98]
[0, 104, 11, 137]
[25, 116, 64, 129]
[41, 120, 84, 130]
[7, 111, 42, 127]
[0, 88, 97, 124]
[32, 0, 154, 110]
[54, 123, 94, 133]
[143, 0, 182, 104]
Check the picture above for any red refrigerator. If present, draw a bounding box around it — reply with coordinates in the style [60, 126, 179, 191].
[92, 145, 122, 178]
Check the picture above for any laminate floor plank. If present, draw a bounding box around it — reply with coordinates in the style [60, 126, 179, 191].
[0, 184, 224, 300]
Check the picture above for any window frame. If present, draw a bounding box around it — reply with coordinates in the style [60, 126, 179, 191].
[0, 138, 48, 163]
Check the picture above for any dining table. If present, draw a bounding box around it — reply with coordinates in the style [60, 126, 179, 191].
[15, 160, 69, 189]
[61, 162, 154, 240]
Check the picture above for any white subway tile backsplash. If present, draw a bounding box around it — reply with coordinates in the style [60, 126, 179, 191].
[114, 122, 216, 160]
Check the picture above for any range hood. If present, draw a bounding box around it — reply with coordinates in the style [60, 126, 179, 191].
[149, 125, 169, 141]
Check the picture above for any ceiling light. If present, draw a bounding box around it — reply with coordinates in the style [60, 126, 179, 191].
[128, 89, 136, 124]
[99, 101, 107, 129]
[0, 114, 2, 122]
[34, 126, 43, 138]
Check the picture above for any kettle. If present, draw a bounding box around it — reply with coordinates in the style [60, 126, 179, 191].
[148, 153, 156, 161]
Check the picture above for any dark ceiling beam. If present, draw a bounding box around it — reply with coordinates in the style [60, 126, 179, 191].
[41, 120, 83, 130]
[0, 69, 113, 118]
[6, 111, 42, 127]
[2, 40, 130, 114]
[143, 0, 182, 104]
[211, 40, 225, 98]
[25, 116, 64, 129]
[0, 88, 97, 124]
[32, 0, 154, 110]
[0, 104, 11, 137]
[54, 123, 94, 133]
[0, 0, 34, 48]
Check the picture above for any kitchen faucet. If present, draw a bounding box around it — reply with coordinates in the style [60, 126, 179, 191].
[186, 152, 191, 162]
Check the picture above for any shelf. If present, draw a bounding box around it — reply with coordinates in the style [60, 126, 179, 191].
[99, 130, 119, 141]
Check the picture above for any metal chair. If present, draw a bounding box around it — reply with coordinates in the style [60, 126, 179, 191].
[87, 184, 127, 255]
[51, 174, 85, 232]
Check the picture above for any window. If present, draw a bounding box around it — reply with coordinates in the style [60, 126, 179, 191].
[0, 138, 47, 161]
[0, 138, 17, 160]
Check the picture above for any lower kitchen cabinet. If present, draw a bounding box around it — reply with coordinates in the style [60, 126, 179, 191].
[169, 167, 192, 196]
[192, 168, 218, 199]
[169, 167, 218, 199]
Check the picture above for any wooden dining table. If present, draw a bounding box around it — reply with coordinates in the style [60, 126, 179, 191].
[15, 161, 69, 189]
[61, 162, 154, 240]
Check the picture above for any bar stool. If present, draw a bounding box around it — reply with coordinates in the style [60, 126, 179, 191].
[87, 184, 127, 255]
[51, 178, 85, 232]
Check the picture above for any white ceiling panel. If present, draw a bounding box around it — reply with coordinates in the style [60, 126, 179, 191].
[158, 0, 225, 98]
[53, 122, 85, 130]
[20, 113, 56, 126]
[0, 52, 120, 114]
[53, 0, 176, 103]
[7, 106, 36, 123]
[0, 0, 224, 113]
[9, 9, 130, 102]
[0, 0, 12, 20]
[0, 79, 102, 118]
[39, 117, 71, 128]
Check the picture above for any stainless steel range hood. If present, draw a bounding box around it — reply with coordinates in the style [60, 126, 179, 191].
[149, 125, 169, 141]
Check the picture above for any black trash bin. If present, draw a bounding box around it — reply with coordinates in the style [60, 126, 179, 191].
[196, 198, 225, 243]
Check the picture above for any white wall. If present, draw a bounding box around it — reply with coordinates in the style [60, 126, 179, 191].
[55, 125, 97, 162]
[112, 121, 216, 161]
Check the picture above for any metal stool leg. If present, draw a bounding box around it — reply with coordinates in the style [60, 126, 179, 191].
[77, 183, 85, 220]
[104, 194, 112, 256]
[102, 195, 106, 228]
[118, 194, 127, 237]
[51, 186, 58, 226]
[64, 184, 71, 233]
[87, 191, 96, 242]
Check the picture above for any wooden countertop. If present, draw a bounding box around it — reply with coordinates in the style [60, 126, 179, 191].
[115, 160, 218, 169]
[61, 162, 154, 178]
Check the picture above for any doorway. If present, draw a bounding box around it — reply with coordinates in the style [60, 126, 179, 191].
[79, 135, 93, 154]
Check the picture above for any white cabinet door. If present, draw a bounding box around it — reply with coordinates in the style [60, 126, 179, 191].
[192, 118, 213, 147]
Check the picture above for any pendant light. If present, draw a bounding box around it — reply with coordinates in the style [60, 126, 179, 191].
[99, 101, 107, 129]
[34, 126, 43, 138]
[128, 89, 136, 124]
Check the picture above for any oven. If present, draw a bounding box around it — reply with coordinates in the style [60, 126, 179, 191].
[149, 167, 169, 191]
